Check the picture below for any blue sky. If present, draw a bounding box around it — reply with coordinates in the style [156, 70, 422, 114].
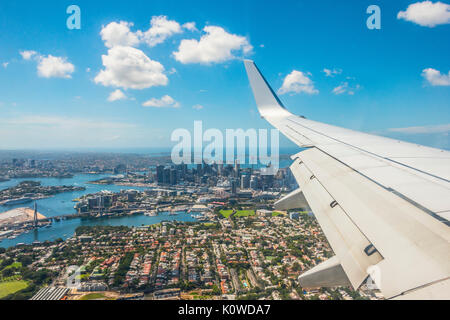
[0, 0, 449, 150]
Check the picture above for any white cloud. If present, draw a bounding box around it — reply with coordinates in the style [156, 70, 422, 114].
[332, 82, 348, 95]
[332, 82, 360, 95]
[323, 68, 342, 77]
[108, 89, 127, 102]
[20, 50, 75, 79]
[1, 115, 135, 130]
[182, 22, 198, 32]
[138, 16, 183, 47]
[100, 21, 140, 48]
[2, 62, 9, 68]
[278, 70, 319, 95]
[142, 95, 180, 108]
[95, 46, 168, 90]
[421, 68, 450, 86]
[20, 50, 37, 60]
[192, 104, 204, 110]
[397, 1, 450, 27]
[37, 55, 75, 79]
[388, 123, 450, 134]
[173, 26, 253, 64]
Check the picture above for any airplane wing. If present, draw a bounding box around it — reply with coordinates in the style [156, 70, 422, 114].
[244, 60, 450, 300]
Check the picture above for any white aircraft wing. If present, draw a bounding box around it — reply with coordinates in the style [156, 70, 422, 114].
[244, 60, 450, 300]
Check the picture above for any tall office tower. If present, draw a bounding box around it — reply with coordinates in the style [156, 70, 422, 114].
[250, 175, 259, 190]
[218, 163, 224, 176]
[230, 178, 237, 195]
[241, 174, 250, 189]
[180, 162, 187, 178]
[197, 163, 203, 176]
[156, 165, 165, 184]
[234, 159, 240, 178]
[170, 168, 177, 185]
[203, 160, 211, 175]
[262, 174, 274, 190]
[163, 167, 171, 184]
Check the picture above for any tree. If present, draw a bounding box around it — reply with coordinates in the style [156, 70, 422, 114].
[212, 284, 221, 295]
[2, 268, 14, 277]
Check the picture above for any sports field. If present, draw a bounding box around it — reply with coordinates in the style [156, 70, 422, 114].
[235, 210, 255, 217]
[0, 280, 28, 299]
[219, 210, 234, 218]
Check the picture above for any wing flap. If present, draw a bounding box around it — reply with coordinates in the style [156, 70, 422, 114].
[298, 256, 352, 288]
[290, 156, 383, 289]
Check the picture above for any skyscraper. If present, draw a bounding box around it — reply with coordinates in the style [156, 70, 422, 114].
[234, 160, 240, 178]
[241, 174, 250, 189]
[156, 165, 165, 184]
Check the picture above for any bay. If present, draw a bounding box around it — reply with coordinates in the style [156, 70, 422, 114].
[0, 174, 196, 248]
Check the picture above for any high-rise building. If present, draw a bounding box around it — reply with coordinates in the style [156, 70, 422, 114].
[250, 175, 259, 190]
[262, 174, 274, 190]
[234, 160, 240, 178]
[230, 178, 238, 195]
[170, 168, 177, 185]
[156, 165, 165, 184]
[163, 167, 171, 184]
[241, 174, 250, 189]
[197, 163, 203, 176]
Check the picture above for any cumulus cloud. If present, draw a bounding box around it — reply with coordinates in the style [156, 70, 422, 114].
[323, 68, 342, 77]
[138, 16, 183, 47]
[173, 26, 252, 64]
[108, 89, 127, 102]
[20, 50, 75, 79]
[37, 55, 75, 79]
[142, 95, 180, 108]
[100, 21, 140, 48]
[278, 70, 318, 95]
[182, 22, 198, 32]
[192, 104, 204, 110]
[100, 16, 193, 49]
[20, 50, 37, 60]
[397, 1, 450, 27]
[2, 62, 9, 68]
[95, 46, 168, 90]
[421, 68, 450, 86]
[388, 123, 450, 134]
[331, 82, 360, 95]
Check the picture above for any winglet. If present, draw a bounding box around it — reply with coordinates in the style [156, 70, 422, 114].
[244, 60, 291, 120]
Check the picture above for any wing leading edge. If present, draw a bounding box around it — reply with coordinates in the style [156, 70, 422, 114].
[244, 60, 450, 299]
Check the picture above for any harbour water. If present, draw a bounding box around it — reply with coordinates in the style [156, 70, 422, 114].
[0, 174, 196, 248]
